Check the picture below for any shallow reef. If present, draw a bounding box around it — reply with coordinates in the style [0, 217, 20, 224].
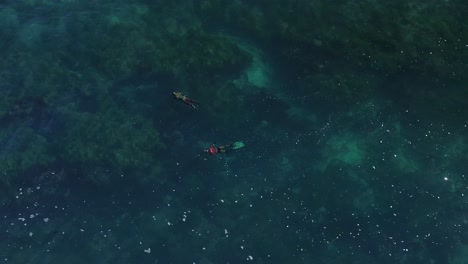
[0, 1, 466, 264]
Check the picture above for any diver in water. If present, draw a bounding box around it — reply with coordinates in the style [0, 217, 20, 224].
[172, 92, 200, 110]
[204, 141, 245, 156]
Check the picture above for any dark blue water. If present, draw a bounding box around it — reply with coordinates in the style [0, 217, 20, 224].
[0, 1, 467, 263]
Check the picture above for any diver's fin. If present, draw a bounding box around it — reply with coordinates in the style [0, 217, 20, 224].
[232, 141, 245, 150]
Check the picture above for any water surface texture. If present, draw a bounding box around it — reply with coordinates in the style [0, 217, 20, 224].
[0, 1, 467, 263]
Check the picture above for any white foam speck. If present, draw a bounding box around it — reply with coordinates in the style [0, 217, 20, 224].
[144, 248, 151, 253]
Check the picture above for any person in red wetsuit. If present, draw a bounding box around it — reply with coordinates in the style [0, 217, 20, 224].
[204, 144, 232, 156]
[172, 91, 200, 110]
[204, 142, 245, 156]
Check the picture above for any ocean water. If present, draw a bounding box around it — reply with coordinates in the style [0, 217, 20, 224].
[0, 1, 467, 263]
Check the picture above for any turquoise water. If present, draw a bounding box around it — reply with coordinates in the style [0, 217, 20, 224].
[0, 1, 467, 263]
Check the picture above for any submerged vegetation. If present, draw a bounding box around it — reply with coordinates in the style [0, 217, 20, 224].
[0, 1, 466, 263]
